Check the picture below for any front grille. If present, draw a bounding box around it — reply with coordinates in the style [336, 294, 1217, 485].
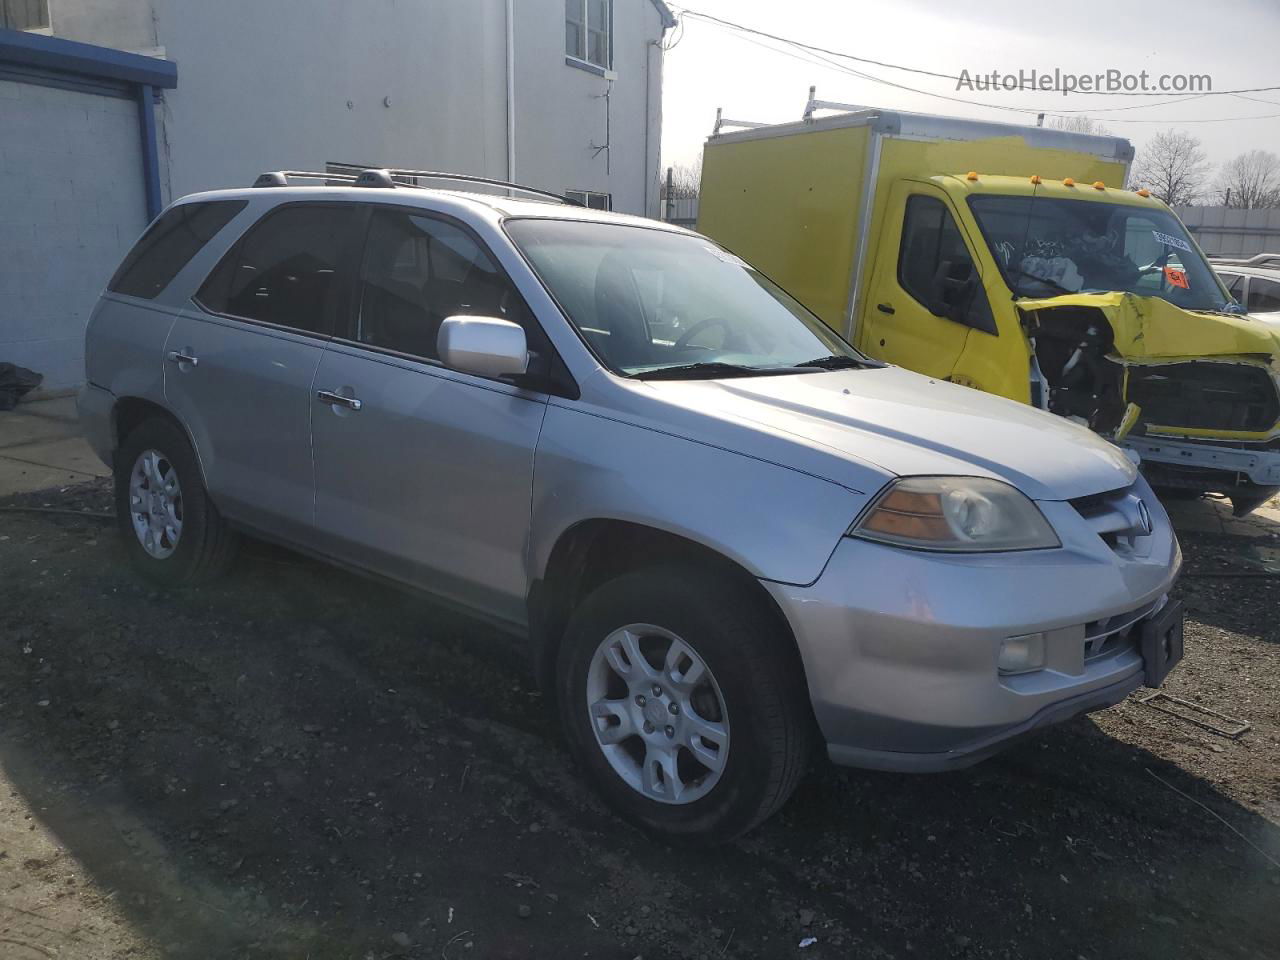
[1069, 483, 1153, 552]
[1126, 361, 1279, 432]
[1082, 598, 1158, 661]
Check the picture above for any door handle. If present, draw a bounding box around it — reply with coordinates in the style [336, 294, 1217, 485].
[876, 303, 895, 315]
[316, 389, 362, 411]
[166, 350, 198, 366]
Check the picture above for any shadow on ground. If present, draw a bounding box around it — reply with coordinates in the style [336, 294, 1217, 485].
[1, 483, 1278, 960]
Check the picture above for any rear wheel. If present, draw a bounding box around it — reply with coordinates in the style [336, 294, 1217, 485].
[114, 418, 238, 585]
[557, 566, 812, 844]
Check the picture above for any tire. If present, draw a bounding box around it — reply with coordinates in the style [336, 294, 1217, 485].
[557, 566, 813, 844]
[113, 417, 238, 585]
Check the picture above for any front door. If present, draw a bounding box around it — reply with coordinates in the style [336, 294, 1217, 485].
[310, 206, 549, 624]
[860, 184, 983, 380]
[165, 202, 360, 542]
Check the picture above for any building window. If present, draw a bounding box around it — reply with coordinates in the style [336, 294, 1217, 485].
[1, 0, 50, 31]
[565, 0, 611, 70]
[566, 190, 611, 211]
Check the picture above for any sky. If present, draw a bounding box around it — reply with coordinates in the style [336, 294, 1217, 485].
[658, 0, 1280, 182]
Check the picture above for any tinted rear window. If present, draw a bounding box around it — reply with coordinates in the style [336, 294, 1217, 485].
[108, 200, 247, 299]
[195, 203, 356, 335]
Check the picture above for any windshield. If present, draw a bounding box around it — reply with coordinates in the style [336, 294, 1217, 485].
[967, 195, 1234, 314]
[505, 219, 865, 377]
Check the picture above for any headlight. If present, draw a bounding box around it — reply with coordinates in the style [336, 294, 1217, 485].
[849, 476, 1060, 552]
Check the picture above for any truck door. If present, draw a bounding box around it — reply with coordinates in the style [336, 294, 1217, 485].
[861, 185, 988, 380]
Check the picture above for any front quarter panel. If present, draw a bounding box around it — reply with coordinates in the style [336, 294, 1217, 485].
[532, 404, 867, 587]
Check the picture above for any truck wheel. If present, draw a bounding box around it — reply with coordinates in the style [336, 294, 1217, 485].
[1229, 486, 1279, 517]
[557, 566, 812, 844]
[113, 418, 238, 585]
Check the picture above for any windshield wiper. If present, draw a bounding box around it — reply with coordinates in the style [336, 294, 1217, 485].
[1014, 268, 1075, 296]
[633, 362, 789, 381]
[794, 355, 874, 370]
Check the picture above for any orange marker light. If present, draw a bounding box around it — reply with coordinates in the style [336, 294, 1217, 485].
[1030, 174, 1041, 184]
[966, 171, 979, 181]
[1137, 188, 1151, 197]
[1093, 181, 1106, 190]
[1063, 178, 1076, 187]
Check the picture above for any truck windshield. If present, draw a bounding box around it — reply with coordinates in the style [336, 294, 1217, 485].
[505, 218, 866, 377]
[967, 195, 1234, 314]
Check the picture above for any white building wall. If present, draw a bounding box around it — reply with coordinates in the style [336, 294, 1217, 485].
[45, 0, 668, 214]
[8, 0, 668, 391]
[0, 79, 147, 390]
[512, 0, 666, 216]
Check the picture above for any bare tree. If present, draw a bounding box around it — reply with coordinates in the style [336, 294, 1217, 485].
[1214, 150, 1280, 208]
[1046, 116, 1109, 136]
[1130, 130, 1211, 207]
[664, 152, 703, 200]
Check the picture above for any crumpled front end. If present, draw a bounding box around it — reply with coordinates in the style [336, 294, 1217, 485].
[1017, 292, 1280, 512]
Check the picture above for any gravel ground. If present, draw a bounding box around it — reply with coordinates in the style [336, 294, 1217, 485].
[1, 479, 1277, 960]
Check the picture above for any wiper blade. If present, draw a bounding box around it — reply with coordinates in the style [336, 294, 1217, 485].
[1014, 268, 1075, 296]
[794, 355, 872, 370]
[633, 362, 781, 381]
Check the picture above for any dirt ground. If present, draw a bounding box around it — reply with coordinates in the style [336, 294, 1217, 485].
[1, 479, 1277, 960]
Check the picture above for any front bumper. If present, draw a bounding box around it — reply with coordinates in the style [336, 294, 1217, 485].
[1123, 434, 1280, 487]
[764, 481, 1181, 772]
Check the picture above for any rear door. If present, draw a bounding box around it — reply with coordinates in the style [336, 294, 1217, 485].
[165, 202, 360, 542]
[860, 185, 986, 379]
[309, 205, 550, 624]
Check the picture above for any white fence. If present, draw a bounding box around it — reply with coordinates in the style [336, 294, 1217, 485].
[1174, 206, 1280, 258]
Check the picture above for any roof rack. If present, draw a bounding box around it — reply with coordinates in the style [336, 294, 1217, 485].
[252, 167, 575, 205]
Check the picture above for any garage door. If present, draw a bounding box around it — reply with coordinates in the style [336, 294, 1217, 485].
[0, 78, 148, 392]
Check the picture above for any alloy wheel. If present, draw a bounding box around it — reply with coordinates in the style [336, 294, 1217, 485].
[585, 624, 730, 805]
[128, 448, 184, 559]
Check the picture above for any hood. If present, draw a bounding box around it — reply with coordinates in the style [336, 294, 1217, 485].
[642, 366, 1137, 501]
[1018, 291, 1280, 360]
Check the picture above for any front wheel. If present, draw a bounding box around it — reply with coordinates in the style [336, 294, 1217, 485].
[557, 567, 813, 844]
[114, 417, 238, 585]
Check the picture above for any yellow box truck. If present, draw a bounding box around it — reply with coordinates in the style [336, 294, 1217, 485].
[698, 100, 1280, 514]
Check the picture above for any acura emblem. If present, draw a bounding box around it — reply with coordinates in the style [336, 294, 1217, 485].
[1136, 498, 1153, 535]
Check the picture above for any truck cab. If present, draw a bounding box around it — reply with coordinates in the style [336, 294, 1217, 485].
[698, 104, 1280, 514]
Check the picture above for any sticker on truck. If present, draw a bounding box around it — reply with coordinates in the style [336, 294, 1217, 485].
[1152, 231, 1192, 253]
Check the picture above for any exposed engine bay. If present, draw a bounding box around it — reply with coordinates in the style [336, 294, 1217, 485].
[1022, 304, 1127, 433]
[1022, 303, 1280, 438]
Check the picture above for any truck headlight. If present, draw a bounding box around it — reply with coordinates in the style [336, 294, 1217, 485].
[849, 476, 1060, 552]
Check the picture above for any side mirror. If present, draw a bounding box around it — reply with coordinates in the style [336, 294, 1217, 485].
[437, 316, 529, 379]
[928, 259, 976, 322]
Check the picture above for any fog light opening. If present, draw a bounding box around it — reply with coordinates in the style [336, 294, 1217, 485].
[999, 633, 1047, 675]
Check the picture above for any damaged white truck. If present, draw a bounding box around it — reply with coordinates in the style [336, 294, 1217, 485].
[697, 96, 1280, 514]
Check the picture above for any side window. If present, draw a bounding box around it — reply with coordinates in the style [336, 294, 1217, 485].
[1247, 278, 1280, 313]
[196, 204, 356, 335]
[897, 195, 994, 333]
[108, 200, 247, 299]
[565, 0, 611, 69]
[356, 209, 540, 363]
[1220, 273, 1244, 299]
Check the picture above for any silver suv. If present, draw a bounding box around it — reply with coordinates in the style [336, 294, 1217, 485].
[79, 169, 1183, 842]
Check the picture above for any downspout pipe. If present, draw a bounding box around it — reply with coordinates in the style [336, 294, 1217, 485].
[505, 0, 515, 185]
[136, 83, 162, 220]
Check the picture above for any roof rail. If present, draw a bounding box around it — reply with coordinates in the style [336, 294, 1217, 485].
[712, 107, 770, 136]
[802, 85, 870, 121]
[375, 168, 573, 204]
[253, 165, 574, 204]
[253, 170, 358, 187]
